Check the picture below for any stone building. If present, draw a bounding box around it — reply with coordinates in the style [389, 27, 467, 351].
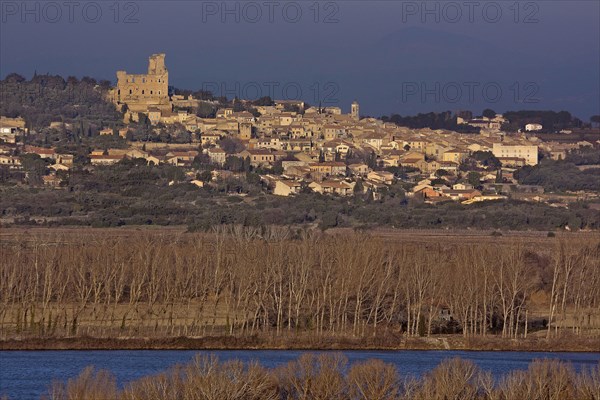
[112, 54, 171, 115]
[492, 143, 539, 166]
[239, 123, 253, 140]
[351, 101, 360, 121]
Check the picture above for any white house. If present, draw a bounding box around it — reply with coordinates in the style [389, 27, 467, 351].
[525, 123, 543, 132]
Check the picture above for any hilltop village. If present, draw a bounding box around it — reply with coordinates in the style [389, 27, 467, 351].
[1, 54, 598, 211]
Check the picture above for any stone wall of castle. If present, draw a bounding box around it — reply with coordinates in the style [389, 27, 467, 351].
[113, 54, 171, 114]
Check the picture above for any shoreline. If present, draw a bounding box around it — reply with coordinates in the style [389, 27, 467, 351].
[2, 336, 599, 353]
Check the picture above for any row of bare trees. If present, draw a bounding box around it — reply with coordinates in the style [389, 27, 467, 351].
[1, 228, 599, 339]
[45, 355, 600, 400]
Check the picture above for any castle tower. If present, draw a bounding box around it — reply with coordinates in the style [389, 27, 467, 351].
[148, 53, 167, 74]
[351, 101, 360, 121]
[239, 123, 253, 140]
[114, 54, 170, 115]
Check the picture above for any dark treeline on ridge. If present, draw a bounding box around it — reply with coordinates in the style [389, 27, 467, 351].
[0, 73, 120, 130]
[381, 111, 481, 133]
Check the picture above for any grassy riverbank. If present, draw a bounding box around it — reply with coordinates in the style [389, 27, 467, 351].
[2, 334, 599, 352]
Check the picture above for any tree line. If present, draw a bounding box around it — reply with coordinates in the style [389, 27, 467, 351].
[0, 73, 121, 130]
[1, 229, 598, 341]
[381, 111, 480, 133]
[515, 159, 600, 192]
[502, 110, 586, 132]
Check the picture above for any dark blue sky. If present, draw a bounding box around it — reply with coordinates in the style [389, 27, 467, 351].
[1, 1, 599, 120]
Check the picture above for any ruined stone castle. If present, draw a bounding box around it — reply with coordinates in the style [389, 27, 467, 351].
[111, 53, 171, 117]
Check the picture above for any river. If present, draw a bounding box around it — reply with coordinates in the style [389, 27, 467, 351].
[1, 350, 599, 399]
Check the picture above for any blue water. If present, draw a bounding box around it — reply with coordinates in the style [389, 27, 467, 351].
[1, 350, 598, 400]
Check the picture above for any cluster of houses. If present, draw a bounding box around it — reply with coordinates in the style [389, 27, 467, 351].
[1, 94, 597, 204]
[2, 55, 597, 209]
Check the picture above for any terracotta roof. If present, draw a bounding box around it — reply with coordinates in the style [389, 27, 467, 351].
[90, 154, 124, 160]
[25, 146, 55, 154]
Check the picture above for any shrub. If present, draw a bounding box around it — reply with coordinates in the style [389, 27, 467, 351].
[45, 356, 599, 400]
